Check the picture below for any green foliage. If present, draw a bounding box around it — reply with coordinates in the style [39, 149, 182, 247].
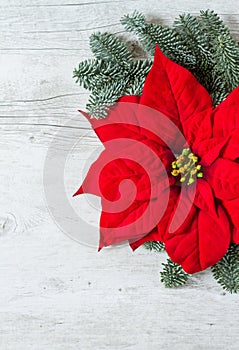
[173, 10, 239, 104]
[199, 9, 229, 35]
[73, 59, 123, 91]
[144, 242, 191, 288]
[160, 259, 190, 288]
[74, 10, 239, 117]
[173, 13, 212, 60]
[214, 34, 239, 93]
[73, 34, 152, 118]
[121, 10, 239, 105]
[90, 32, 132, 64]
[121, 11, 196, 68]
[211, 245, 239, 293]
[86, 80, 127, 118]
[144, 241, 165, 252]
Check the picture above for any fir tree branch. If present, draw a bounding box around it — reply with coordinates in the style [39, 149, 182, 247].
[125, 59, 152, 94]
[199, 10, 239, 102]
[73, 59, 124, 92]
[86, 80, 129, 118]
[90, 32, 132, 65]
[160, 259, 190, 288]
[144, 241, 165, 252]
[121, 11, 196, 68]
[74, 58, 151, 117]
[214, 34, 239, 93]
[199, 10, 230, 37]
[173, 13, 212, 60]
[211, 244, 239, 293]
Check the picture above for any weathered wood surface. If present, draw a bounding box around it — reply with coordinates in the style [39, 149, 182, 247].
[1, 1, 239, 349]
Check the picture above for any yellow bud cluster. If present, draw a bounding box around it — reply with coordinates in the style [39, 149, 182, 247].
[171, 148, 203, 185]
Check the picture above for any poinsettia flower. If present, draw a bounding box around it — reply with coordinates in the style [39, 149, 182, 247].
[74, 46, 239, 274]
[133, 45, 239, 273]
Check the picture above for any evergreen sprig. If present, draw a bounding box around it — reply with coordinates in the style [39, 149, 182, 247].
[173, 10, 239, 104]
[121, 11, 196, 68]
[144, 241, 165, 252]
[160, 259, 190, 288]
[74, 33, 152, 118]
[90, 32, 132, 64]
[211, 245, 239, 293]
[73, 59, 123, 91]
[74, 10, 239, 117]
[144, 243, 190, 288]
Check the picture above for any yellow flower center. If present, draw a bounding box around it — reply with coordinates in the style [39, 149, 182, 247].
[171, 148, 203, 185]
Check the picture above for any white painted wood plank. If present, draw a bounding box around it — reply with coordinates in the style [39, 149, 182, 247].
[1, 1, 239, 349]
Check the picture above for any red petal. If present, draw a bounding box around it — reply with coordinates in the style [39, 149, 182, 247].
[79, 97, 180, 165]
[78, 95, 140, 143]
[222, 198, 239, 244]
[162, 183, 230, 273]
[193, 137, 229, 167]
[79, 95, 140, 127]
[73, 150, 109, 197]
[212, 88, 239, 160]
[157, 186, 195, 241]
[222, 198, 239, 228]
[140, 46, 213, 147]
[98, 182, 167, 248]
[165, 205, 230, 274]
[213, 87, 239, 138]
[232, 228, 239, 244]
[74, 143, 170, 248]
[129, 227, 162, 251]
[193, 179, 215, 214]
[205, 158, 239, 200]
[222, 129, 239, 161]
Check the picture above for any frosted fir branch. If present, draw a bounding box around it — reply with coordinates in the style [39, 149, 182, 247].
[144, 241, 165, 252]
[160, 259, 190, 288]
[90, 32, 132, 64]
[211, 244, 239, 294]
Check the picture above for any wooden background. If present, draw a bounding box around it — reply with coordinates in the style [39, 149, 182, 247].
[1, 0, 239, 349]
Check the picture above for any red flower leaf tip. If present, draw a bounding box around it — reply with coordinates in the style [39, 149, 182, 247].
[74, 45, 239, 274]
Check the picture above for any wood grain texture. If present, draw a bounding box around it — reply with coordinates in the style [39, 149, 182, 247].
[1, 1, 239, 349]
